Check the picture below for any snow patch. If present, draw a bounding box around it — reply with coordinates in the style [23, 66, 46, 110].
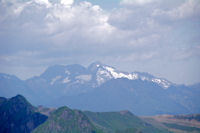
[96, 68, 112, 85]
[152, 78, 170, 89]
[98, 69, 112, 78]
[97, 77, 105, 85]
[65, 70, 70, 75]
[104, 66, 138, 80]
[140, 76, 149, 81]
[152, 78, 161, 84]
[50, 76, 61, 85]
[63, 77, 70, 83]
[76, 75, 91, 81]
[96, 65, 171, 89]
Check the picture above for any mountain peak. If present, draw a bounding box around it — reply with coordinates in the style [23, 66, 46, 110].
[0, 73, 21, 81]
[0, 95, 47, 133]
[7, 94, 35, 113]
[14, 94, 25, 99]
[9, 94, 27, 103]
[88, 61, 105, 71]
[119, 110, 133, 116]
[11, 94, 26, 102]
[90, 61, 103, 66]
[33, 106, 102, 133]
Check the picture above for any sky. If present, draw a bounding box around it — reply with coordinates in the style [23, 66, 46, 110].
[0, 0, 200, 85]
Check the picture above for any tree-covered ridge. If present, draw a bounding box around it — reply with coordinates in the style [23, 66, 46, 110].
[0, 95, 47, 133]
[85, 111, 170, 133]
[32, 106, 103, 133]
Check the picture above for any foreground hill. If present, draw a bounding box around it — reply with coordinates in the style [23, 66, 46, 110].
[0, 95, 47, 133]
[32, 106, 103, 133]
[0, 62, 200, 115]
[84, 111, 170, 133]
[0, 95, 172, 133]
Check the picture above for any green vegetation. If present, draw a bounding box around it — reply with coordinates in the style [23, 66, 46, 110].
[115, 128, 142, 133]
[163, 123, 200, 132]
[32, 106, 103, 133]
[4, 95, 200, 133]
[0, 95, 47, 133]
[85, 111, 170, 133]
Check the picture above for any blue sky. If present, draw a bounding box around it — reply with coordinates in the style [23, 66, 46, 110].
[0, 0, 200, 85]
[75, 0, 120, 9]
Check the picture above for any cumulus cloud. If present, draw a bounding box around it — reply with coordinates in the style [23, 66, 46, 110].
[35, 0, 51, 7]
[152, 0, 200, 19]
[0, 0, 115, 53]
[120, 0, 158, 6]
[60, 0, 74, 6]
[0, 0, 199, 84]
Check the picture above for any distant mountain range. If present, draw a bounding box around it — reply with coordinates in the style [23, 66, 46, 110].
[0, 62, 200, 115]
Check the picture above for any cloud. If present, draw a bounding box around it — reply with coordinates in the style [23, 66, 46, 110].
[0, 0, 115, 53]
[173, 45, 200, 60]
[35, 0, 52, 7]
[120, 0, 158, 6]
[152, 0, 200, 19]
[60, 0, 74, 7]
[0, 0, 199, 84]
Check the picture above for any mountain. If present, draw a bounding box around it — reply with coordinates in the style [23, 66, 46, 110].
[56, 78, 190, 115]
[26, 62, 172, 96]
[0, 95, 172, 133]
[0, 62, 200, 115]
[84, 111, 170, 133]
[0, 73, 27, 97]
[0, 95, 47, 133]
[32, 106, 103, 133]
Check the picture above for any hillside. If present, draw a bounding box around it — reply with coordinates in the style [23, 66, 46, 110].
[85, 111, 170, 133]
[0, 95, 47, 133]
[0, 95, 173, 133]
[2, 94, 200, 133]
[32, 106, 103, 133]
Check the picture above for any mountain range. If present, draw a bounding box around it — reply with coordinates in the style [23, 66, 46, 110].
[1, 95, 200, 133]
[0, 62, 200, 115]
[0, 95, 171, 133]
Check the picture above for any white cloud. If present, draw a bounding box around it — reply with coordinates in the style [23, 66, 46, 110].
[152, 0, 200, 19]
[0, 0, 199, 84]
[169, 0, 200, 19]
[35, 0, 52, 7]
[60, 0, 74, 7]
[0, 0, 115, 46]
[41, 1, 115, 46]
[120, 0, 158, 6]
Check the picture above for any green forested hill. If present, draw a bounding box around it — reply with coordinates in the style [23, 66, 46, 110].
[0, 95, 47, 133]
[32, 106, 103, 133]
[84, 111, 171, 133]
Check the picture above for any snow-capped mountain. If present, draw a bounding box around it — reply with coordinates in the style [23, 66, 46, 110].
[88, 62, 171, 89]
[0, 62, 200, 115]
[26, 62, 172, 90]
